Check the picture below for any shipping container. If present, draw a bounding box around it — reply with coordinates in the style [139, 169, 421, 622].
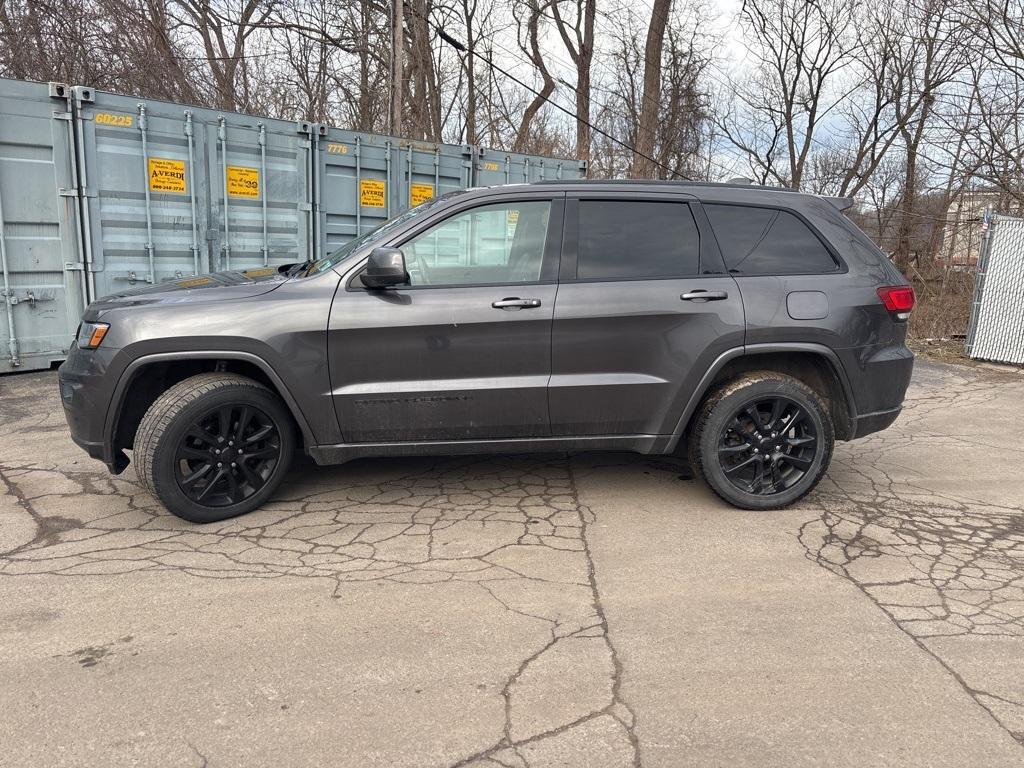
[71, 85, 315, 299]
[0, 76, 587, 373]
[314, 129, 474, 259]
[0, 80, 86, 374]
[473, 147, 587, 186]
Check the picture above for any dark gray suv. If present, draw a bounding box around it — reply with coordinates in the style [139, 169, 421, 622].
[58, 181, 915, 522]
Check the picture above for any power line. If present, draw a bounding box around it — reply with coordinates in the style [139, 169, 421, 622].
[431, 23, 694, 181]
[431, 5, 751, 181]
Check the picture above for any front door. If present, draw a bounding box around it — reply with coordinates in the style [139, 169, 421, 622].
[550, 195, 745, 436]
[329, 196, 563, 443]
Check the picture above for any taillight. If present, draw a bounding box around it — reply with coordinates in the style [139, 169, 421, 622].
[877, 285, 915, 320]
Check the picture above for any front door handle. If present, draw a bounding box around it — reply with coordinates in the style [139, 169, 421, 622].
[681, 290, 729, 302]
[492, 297, 542, 310]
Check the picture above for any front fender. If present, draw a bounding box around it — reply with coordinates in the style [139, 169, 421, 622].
[104, 349, 323, 472]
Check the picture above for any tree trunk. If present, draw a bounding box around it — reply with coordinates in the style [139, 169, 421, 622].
[513, 0, 556, 151]
[462, 0, 477, 145]
[391, 0, 404, 136]
[633, 0, 671, 177]
[576, 0, 595, 162]
[893, 137, 918, 274]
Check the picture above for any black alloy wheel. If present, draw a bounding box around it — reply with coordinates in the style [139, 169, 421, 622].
[717, 395, 818, 496]
[174, 403, 282, 507]
[689, 371, 834, 510]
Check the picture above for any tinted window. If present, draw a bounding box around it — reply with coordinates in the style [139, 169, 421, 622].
[401, 200, 551, 286]
[705, 204, 837, 275]
[577, 200, 700, 279]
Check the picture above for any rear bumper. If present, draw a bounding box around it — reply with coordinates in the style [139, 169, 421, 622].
[841, 342, 914, 439]
[850, 406, 902, 439]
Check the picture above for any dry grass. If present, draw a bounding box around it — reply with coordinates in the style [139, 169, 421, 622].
[906, 263, 975, 341]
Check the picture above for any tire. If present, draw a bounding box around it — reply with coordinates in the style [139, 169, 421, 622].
[134, 373, 295, 523]
[688, 371, 834, 510]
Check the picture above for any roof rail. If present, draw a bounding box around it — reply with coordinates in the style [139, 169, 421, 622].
[531, 178, 857, 210]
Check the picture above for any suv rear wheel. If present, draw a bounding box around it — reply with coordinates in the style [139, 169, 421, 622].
[134, 373, 295, 523]
[689, 372, 834, 510]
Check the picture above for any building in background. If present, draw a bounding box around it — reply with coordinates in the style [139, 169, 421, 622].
[942, 188, 1024, 268]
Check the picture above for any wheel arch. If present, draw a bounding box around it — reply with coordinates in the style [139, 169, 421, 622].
[668, 343, 856, 451]
[105, 351, 315, 471]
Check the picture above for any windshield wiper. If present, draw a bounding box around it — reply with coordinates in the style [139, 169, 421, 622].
[285, 259, 314, 277]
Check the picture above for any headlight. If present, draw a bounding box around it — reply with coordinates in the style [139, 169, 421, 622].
[77, 321, 110, 349]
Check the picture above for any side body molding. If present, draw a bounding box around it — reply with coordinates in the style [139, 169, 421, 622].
[104, 351, 317, 467]
[665, 342, 857, 451]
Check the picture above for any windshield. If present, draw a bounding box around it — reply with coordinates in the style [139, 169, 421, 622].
[304, 191, 463, 276]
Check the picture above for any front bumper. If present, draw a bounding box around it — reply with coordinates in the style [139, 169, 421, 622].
[57, 343, 126, 473]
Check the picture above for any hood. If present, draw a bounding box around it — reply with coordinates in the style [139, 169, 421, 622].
[84, 267, 290, 320]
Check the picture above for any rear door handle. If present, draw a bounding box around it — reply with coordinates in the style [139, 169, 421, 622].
[492, 297, 542, 310]
[681, 290, 729, 302]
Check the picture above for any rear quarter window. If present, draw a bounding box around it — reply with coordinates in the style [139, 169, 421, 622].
[705, 204, 838, 275]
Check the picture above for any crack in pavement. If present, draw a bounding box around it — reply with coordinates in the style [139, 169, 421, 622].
[4, 361, 1022, 763]
[0, 372, 639, 766]
[448, 460, 641, 768]
[800, 362, 1024, 746]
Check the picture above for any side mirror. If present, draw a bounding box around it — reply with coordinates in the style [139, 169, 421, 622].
[360, 247, 409, 289]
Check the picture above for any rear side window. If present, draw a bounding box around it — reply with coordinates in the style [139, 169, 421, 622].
[577, 200, 700, 279]
[705, 204, 837, 275]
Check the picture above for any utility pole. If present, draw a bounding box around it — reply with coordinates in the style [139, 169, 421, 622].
[391, 0, 404, 137]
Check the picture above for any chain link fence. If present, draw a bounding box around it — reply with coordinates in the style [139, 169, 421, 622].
[965, 215, 1024, 365]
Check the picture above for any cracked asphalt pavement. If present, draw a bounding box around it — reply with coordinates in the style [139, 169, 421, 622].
[1, 359, 1022, 767]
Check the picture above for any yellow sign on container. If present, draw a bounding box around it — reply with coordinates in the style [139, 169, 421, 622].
[360, 179, 386, 208]
[410, 183, 434, 206]
[227, 166, 260, 198]
[148, 158, 187, 193]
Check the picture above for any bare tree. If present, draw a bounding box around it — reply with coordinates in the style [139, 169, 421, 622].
[511, 0, 558, 151]
[889, 0, 972, 270]
[631, 0, 670, 177]
[166, 0, 276, 112]
[597, 10, 711, 180]
[721, 0, 860, 188]
[548, 0, 596, 161]
[962, 0, 1024, 207]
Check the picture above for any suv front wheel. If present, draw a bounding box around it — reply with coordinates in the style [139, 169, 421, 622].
[689, 372, 834, 510]
[134, 373, 295, 523]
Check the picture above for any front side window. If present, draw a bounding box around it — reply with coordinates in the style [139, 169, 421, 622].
[400, 200, 552, 286]
[704, 204, 838, 275]
[577, 200, 700, 279]
[307, 191, 458, 275]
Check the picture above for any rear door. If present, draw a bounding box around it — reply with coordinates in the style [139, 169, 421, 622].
[328, 194, 563, 442]
[549, 194, 744, 436]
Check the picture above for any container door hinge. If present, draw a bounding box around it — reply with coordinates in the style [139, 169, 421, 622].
[58, 188, 80, 198]
[114, 271, 150, 284]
